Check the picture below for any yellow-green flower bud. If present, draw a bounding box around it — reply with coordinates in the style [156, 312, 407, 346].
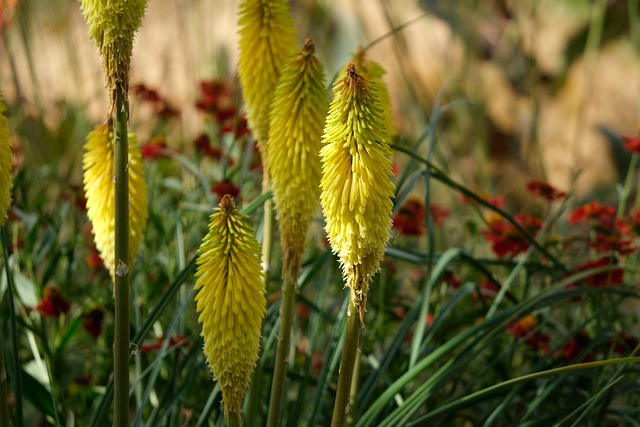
[0, 91, 11, 226]
[82, 125, 148, 282]
[80, 0, 148, 107]
[268, 39, 328, 276]
[320, 63, 395, 325]
[194, 194, 266, 420]
[237, 0, 297, 153]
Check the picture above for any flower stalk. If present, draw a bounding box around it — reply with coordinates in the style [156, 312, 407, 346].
[331, 298, 361, 427]
[320, 63, 394, 425]
[266, 38, 328, 426]
[113, 84, 130, 427]
[237, 0, 297, 287]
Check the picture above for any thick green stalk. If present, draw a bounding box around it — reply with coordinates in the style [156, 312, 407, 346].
[331, 297, 361, 427]
[1, 227, 22, 427]
[266, 265, 296, 427]
[113, 85, 130, 427]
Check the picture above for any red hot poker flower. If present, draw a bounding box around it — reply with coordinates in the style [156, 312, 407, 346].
[36, 287, 71, 318]
[526, 180, 567, 201]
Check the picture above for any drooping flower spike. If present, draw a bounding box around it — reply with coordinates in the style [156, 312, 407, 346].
[0, 91, 11, 226]
[82, 125, 148, 282]
[79, 0, 148, 111]
[237, 0, 297, 153]
[194, 194, 266, 420]
[268, 38, 328, 277]
[320, 63, 395, 326]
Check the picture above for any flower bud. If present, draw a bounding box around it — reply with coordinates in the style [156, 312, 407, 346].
[194, 194, 266, 419]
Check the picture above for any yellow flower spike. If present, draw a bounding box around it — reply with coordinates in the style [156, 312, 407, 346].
[238, 0, 297, 153]
[351, 47, 394, 136]
[0, 91, 11, 226]
[82, 124, 148, 282]
[320, 63, 395, 326]
[80, 0, 147, 109]
[194, 194, 266, 420]
[268, 38, 328, 276]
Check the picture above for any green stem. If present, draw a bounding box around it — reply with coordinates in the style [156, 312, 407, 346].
[0, 334, 9, 427]
[331, 297, 361, 427]
[346, 352, 361, 427]
[227, 411, 241, 427]
[617, 153, 638, 216]
[1, 227, 22, 427]
[266, 264, 297, 427]
[113, 85, 130, 427]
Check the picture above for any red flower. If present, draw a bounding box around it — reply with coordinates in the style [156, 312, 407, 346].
[297, 303, 310, 321]
[73, 375, 94, 386]
[194, 133, 223, 160]
[526, 180, 567, 201]
[475, 278, 501, 300]
[484, 213, 542, 257]
[556, 330, 593, 362]
[196, 79, 238, 130]
[211, 180, 240, 199]
[459, 193, 504, 208]
[590, 222, 636, 255]
[622, 134, 640, 153]
[393, 197, 426, 236]
[609, 332, 640, 355]
[441, 270, 462, 288]
[86, 250, 104, 270]
[221, 115, 251, 140]
[572, 257, 624, 287]
[36, 287, 71, 318]
[429, 204, 451, 228]
[507, 315, 550, 353]
[140, 136, 167, 160]
[140, 336, 190, 353]
[568, 202, 615, 225]
[569, 203, 635, 255]
[82, 307, 105, 338]
[131, 84, 180, 119]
